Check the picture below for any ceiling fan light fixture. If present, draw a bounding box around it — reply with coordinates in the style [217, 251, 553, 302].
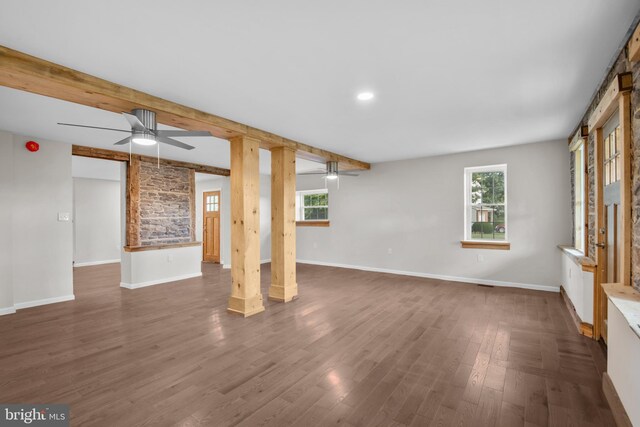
[326, 174, 338, 180]
[132, 132, 157, 146]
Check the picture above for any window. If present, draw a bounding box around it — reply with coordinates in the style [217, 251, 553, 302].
[206, 194, 219, 212]
[572, 140, 585, 252]
[603, 113, 621, 186]
[296, 189, 328, 221]
[464, 165, 507, 241]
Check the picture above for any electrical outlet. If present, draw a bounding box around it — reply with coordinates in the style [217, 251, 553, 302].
[477, 254, 484, 262]
[58, 212, 70, 222]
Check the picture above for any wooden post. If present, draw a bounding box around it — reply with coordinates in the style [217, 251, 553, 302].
[269, 147, 298, 302]
[227, 135, 265, 317]
[126, 156, 141, 247]
[619, 92, 631, 286]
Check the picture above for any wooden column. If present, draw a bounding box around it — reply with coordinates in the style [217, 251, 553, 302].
[126, 155, 141, 247]
[227, 135, 265, 317]
[269, 147, 298, 302]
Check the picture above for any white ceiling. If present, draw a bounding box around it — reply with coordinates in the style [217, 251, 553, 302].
[0, 0, 639, 164]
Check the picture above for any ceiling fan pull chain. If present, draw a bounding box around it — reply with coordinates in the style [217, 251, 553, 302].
[157, 143, 160, 168]
[129, 140, 132, 163]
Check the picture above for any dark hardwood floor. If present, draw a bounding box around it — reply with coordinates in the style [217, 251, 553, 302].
[0, 263, 614, 426]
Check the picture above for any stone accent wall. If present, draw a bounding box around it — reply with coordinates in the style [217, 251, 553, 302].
[587, 133, 596, 258]
[569, 149, 575, 246]
[571, 47, 640, 290]
[138, 158, 195, 246]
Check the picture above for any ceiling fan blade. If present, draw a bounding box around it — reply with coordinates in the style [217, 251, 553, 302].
[122, 112, 147, 131]
[155, 130, 212, 138]
[114, 136, 132, 145]
[57, 123, 130, 133]
[297, 172, 328, 176]
[339, 172, 360, 176]
[156, 136, 195, 150]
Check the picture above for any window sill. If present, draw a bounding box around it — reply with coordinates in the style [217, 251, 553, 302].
[296, 221, 330, 227]
[461, 241, 510, 250]
[123, 241, 201, 252]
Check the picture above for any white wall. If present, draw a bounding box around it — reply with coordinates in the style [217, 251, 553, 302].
[560, 249, 594, 323]
[195, 173, 272, 268]
[0, 132, 15, 314]
[120, 246, 203, 288]
[259, 174, 271, 262]
[608, 300, 640, 426]
[73, 177, 121, 266]
[297, 140, 571, 291]
[10, 134, 74, 307]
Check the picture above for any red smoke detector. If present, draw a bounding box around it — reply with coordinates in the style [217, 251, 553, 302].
[25, 141, 39, 152]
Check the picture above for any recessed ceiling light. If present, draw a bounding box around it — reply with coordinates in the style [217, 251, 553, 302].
[357, 92, 374, 101]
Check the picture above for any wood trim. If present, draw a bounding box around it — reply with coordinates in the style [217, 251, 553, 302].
[602, 372, 633, 427]
[0, 45, 369, 172]
[460, 241, 510, 250]
[72, 145, 230, 176]
[628, 22, 640, 62]
[587, 73, 633, 130]
[568, 125, 588, 150]
[123, 241, 202, 252]
[296, 220, 330, 227]
[594, 127, 604, 341]
[579, 323, 594, 337]
[126, 156, 141, 247]
[189, 169, 196, 242]
[619, 92, 632, 287]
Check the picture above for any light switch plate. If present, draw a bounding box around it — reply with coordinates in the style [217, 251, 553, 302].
[58, 212, 70, 222]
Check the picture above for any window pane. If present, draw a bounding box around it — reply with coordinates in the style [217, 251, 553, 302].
[471, 171, 504, 204]
[471, 204, 505, 241]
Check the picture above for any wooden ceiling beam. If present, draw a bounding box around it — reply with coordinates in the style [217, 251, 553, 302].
[72, 145, 230, 176]
[0, 45, 370, 171]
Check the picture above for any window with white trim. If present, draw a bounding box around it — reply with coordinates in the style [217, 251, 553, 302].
[296, 189, 329, 221]
[464, 164, 507, 241]
[572, 141, 585, 252]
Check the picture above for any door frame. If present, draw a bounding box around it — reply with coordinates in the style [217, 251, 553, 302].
[590, 73, 632, 341]
[202, 190, 221, 263]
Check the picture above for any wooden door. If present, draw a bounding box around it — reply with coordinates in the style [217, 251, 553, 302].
[203, 191, 220, 263]
[598, 114, 621, 342]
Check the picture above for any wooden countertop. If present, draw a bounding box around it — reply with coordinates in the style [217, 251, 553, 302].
[123, 241, 202, 252]
[602, 283, 640, 339]
[557, 245, 596, 269]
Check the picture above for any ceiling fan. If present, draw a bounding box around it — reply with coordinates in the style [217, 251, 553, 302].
[58, 108, 212, 150]
[298, 161, 359, 185]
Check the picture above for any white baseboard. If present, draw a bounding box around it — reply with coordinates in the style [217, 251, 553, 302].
[13, 294, 76, 310]
[120, 272, 203, 289]
[296, 259, 559, 293]
[0, 306, 16, 316]
[74, 259, 120, 267]
[222, 259, 270, 270]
